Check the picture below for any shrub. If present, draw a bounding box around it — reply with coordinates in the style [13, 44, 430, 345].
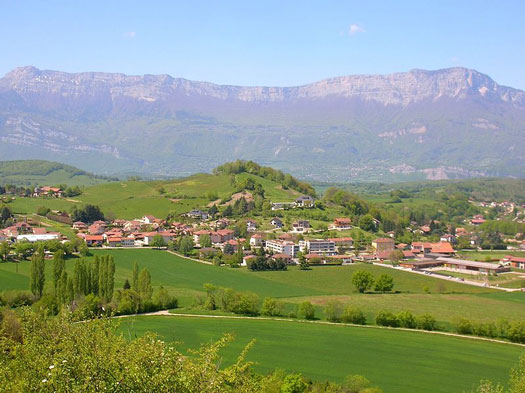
[324, 300, 343, 322]
[351, 270, 375, 293]
[375, 311, 399, 327]
[456, 318, 473, 335]
[280, 373, 308, 393]
[261, 297, 284, 317]
[374, 274, 394, 292]
[152, 286, 178, 310]
[508, 321, 525, 344]
[0, 290, 34, 308]
[341, 306, 367, 325]
[397, 311, 417, 329]
[227, 291, 260, 316]
[298, 301, 315, 320]
[416, 313, 436, 331]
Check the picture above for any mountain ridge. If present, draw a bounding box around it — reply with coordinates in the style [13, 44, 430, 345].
[0, 66, 524, 182]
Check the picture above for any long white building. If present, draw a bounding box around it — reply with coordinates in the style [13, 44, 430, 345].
[265, 239, 300, 257]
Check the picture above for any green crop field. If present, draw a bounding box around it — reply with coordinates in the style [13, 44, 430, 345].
[2, 249, 524, 325]
[118, 315, 525, 393]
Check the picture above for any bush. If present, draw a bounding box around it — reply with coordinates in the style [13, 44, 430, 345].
[0, 290, 34, 308]
[324, 300, 343, 322]
[456, 318, 473, 335]
[397, 311, 417, 329]
[508, 321, 525, 344]
[280, 373, 307, 393]
[227, 291, 260, 316]
[341, 306, 367, 325]
[375, 311, 399, 327]
[152, 286, 178, 310]
[416, 313, 436, 331]
[33, 294, 59, 316]
[374, 274, 394, 292]
[298, 301, 315, 320]
[261, 297, 284, 317]
[351, 270, 375, 293]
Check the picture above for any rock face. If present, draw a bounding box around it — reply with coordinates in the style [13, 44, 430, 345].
[0, 66, 524, 181]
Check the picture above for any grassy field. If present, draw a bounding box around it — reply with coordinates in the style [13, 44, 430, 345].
[3, 249, 525, 326]
[119, 315, 525, 393]
[3, 172, 301, 219]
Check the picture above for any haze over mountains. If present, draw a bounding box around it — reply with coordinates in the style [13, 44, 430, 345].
[0, 66, 524, 182]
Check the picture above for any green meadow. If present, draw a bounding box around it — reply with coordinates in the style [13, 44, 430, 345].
[4, 172, 301, 219]
[2, 249, 524, 325]
[119, 315, 525, 393]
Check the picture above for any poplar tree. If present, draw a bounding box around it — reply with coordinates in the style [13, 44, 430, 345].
[57, 270, 68, 304]
[52, 251, 65, 291]
[107, 256, 115, 302]
[132, 261, 139, 291]
[30, 251, 45, 299]
[138, 268, 153, 300]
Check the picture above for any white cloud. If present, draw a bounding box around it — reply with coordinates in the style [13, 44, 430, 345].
[122, 31, 136, 39]
[348, 24, 365, 36]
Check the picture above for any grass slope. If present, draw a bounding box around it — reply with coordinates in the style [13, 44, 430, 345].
[0, 160, 108, 186]
[2, 250, 524, 326]
[5, 172, 301, 219]
[120, 315, 525, 393]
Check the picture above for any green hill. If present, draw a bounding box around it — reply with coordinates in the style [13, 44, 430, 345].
[6, 168, 304, 219]
[0, 160, 111, 187]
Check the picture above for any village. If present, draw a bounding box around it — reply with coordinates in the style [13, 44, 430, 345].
[1, 188, 524, 285]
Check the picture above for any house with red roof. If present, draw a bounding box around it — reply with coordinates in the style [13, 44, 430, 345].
[330, 218, 352, 230]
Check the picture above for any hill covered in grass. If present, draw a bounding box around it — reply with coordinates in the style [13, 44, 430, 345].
[6, 163, 304, 219]
[0, 160, 112, 187]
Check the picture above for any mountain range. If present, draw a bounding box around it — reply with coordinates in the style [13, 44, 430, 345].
[0, 66, 524, 182]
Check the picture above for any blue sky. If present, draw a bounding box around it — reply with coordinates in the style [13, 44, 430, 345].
[2, 0, 525, 89]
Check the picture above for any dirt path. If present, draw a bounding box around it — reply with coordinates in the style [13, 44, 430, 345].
[117, 310, 525, 347]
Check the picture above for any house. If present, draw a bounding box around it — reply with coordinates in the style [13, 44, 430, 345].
[250, 234, 263, 247]
[271, 202, 294, 211]
[455, 227, 468, 236]
[292, 220, 310, 233]
[17, 233, 59, 243]
[246, 219, 257, 232]
[270, 217, 283, 228]
[211, 229, 234, 244]
[107, 237, 122, 247]
[440, 234, 457, 244]
[141, 215, 157, 224]
[186, 210, 209, 220]
[142, 232, 175, 246]
[375, 251, 393, 261]
[502, 256, 525, 269]
[430, 242, 455, 255]
[242, 255, 257, 266]
[85, 235, 104, 246]
[199, 247, 218, 259]
[73, 221, 88, 231]
[32, 227, 47, 235]
[88, 224, 105, 235]
[412, 242, 454, 255]
[193, 230, 212, 245]
[372, 238, 395, 253]
[403, 250, 416, 259]
[15, 222, 32, 234]
[295, 196, 315, 208]
[34, 186, 62, 197]
[420, 225, 431, 234]
[271, 253, 293, 264]
[265, 239, 299, 257]
[330, 218, 352, 230]
[328, 237, 353, 251]
[301, 239, 336, 256]
[221, 239, 241, 252]
[121, 236, 136, 247]
[329, 255, 354, 264]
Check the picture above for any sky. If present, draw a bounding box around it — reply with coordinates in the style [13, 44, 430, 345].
[2, 0, 525, 89]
